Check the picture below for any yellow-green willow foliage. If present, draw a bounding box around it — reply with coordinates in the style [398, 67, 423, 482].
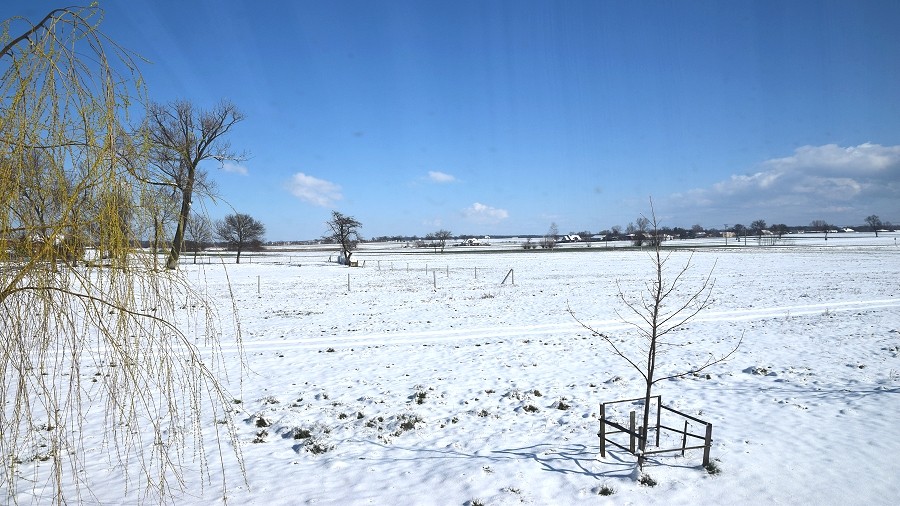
[1, 6, 242, 503]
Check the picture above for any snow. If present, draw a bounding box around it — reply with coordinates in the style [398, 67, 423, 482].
[9, 234, 900, 505]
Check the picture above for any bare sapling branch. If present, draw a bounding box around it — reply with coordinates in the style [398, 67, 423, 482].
[569, 198, 741, 468]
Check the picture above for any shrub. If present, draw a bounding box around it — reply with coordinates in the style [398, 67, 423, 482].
[305, 440, 333, 455]
[597, 484, 615, 496]
[399, 414, 423, 431]
[639, 473, 657, 487]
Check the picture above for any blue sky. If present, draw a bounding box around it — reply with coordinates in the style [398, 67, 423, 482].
[15, 1, 900, 240]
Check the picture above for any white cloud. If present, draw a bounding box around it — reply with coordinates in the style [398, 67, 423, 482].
[762, 143, 900, 176]
[286, 173, 342, 207]
[463, 202, 509, 223]
[428, 171, 457, 183]
[666, 143, 900, 223]
[221, 161, 248, 175]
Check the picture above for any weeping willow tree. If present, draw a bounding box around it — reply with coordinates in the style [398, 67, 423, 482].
[1, 6, 242, 503]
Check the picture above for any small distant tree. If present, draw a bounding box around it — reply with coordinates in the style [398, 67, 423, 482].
[215, 213, 265, 263]
[732, 223, 747, 244]
[751, 219, 766, 240]
[141, 186, 180, 269]
[771, 224, 789, 238]
[326, 211, 362, 265]
[865, 215, 883, 237]
[690, 224, 704, 238]
[810, 219, 830, 240]
[630, 216, 651, 246]
[433, 229, 452, 253]
[185, 212, 212, 264]
[541, 222, 558, 249]
[569, 200, 741, 467]
[611, 225, 622, 239]
[635, 216, 650, 233]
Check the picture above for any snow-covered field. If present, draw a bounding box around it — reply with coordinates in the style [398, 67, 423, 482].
[11, 234, 900, 505]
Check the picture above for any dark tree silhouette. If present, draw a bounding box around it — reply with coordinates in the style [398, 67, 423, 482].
[326, 211, 362, 265]
[215, 213, 266, 264]
[865, 215, 882, 237]
[144, 100, 244, 269]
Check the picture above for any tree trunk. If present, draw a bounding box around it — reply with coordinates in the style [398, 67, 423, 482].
[152, 217, 161, 270]
[236, 247, 241, 264]
[166, 186, 192, 270]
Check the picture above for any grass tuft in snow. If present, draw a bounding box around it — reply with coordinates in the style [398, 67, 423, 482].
[639, 473, 657, 487]
[596, 484, 616, 496]
[398, 414, 424, 432]
[304, 439, 333, 455]
[705, 459, 722, 475]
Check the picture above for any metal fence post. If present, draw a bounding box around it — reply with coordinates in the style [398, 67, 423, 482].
[703, 423, 713, 466]
[629, 411, 636, 454]
[656, 398, 662, 447]
[599, 404, 606, 458]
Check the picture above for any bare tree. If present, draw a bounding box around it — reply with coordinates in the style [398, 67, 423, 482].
[771, 223, 788, 238]
[751, 219, 766, 240]
[431, 229, 453, 253]
[326, 211, 362, 265]
[732, 223, 747, 244]
[186, 212, 213, 263]
[215, 213, 266, 264]
[865, 215, 883, 237]
[1, 6, 242, 503]
[810, 219, 830, 241]
[629, 216, 651, 246]
[541, 222, 559, 249]
[569, 202, 741, 467]
[141, 185, 180, 269]
[143, 99, 244, 269]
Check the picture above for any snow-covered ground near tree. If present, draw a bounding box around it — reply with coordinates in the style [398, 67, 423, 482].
[11, 234, 900, 505]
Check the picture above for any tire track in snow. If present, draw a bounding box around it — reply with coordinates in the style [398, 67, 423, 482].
[228, 298, 900, 352]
